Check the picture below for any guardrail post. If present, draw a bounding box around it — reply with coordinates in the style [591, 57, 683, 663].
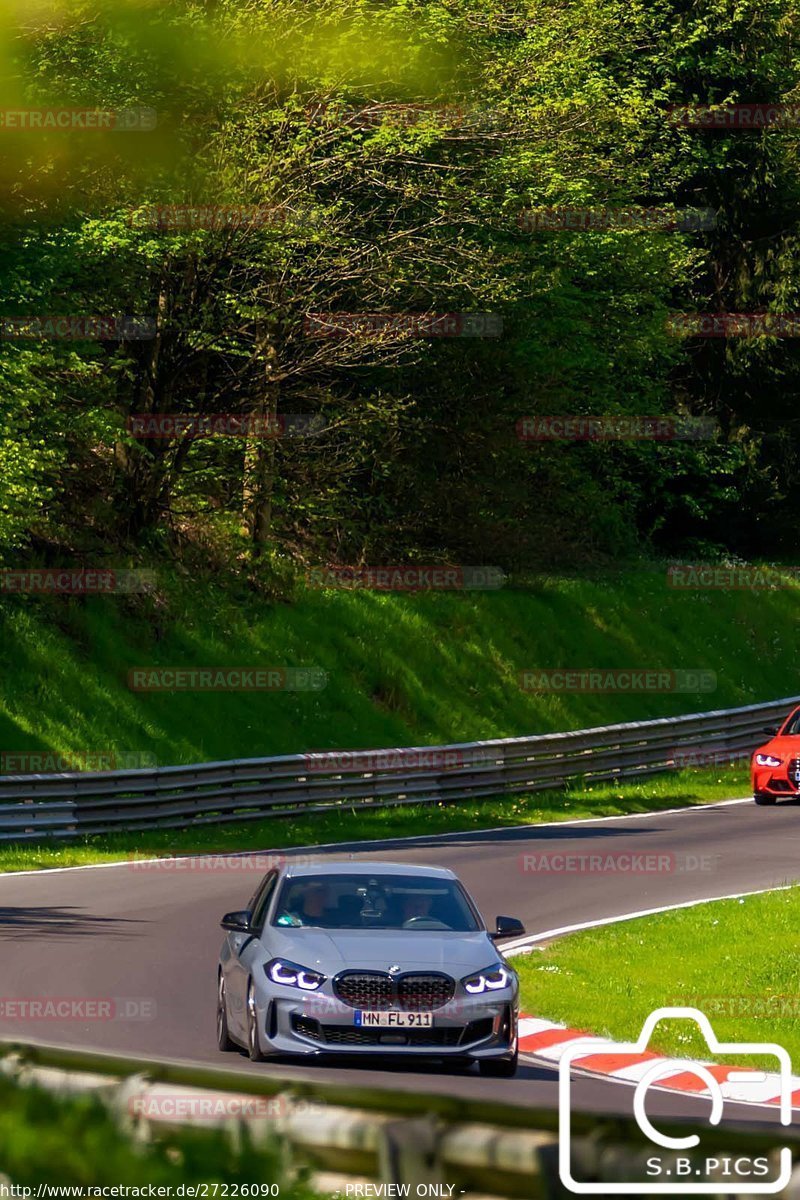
[377, 1117, 444, 1188]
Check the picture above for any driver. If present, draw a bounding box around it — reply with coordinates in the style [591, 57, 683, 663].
[401, 893, 434, 923]
[287, 881, 337, 927]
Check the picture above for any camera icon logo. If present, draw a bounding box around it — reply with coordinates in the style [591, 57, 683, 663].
[558, 1006, 792, 1194]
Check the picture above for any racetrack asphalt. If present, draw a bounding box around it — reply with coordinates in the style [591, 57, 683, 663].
[1, 796, 799, 1131]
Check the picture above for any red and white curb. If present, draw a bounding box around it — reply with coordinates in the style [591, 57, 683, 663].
[519, 1015, 800, 1110]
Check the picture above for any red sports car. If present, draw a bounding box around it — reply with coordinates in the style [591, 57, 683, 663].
[751, 706, 800, 804]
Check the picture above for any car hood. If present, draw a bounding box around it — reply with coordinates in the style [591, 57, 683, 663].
[756, 737, 800, 758]
[264, 928, 501, 973]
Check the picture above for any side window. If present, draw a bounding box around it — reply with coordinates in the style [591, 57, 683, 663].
[250, 872, 279, 932]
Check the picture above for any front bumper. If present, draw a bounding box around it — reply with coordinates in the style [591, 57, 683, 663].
[752, 760, 800, 798]
[254, 988, 517, 1059]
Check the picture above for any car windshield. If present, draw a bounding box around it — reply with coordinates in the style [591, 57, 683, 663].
[783, 710, 800, 736]
[272, 873, 480, 932]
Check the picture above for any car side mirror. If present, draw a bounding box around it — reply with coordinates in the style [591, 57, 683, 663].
[763, 726, 779, 737]
[491, 915, 525, 940]
[221, 910, 252, 933]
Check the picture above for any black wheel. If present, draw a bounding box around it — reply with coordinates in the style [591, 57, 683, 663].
[216, 974, 235, 1052]
[246, 980, 267, 1062]
[754, 792, 777, 806]
[478, 1045, 518, 1078]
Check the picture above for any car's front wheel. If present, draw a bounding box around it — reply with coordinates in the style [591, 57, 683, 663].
[478, 1045, 518, 1078]
[754, 792, 778, 806]
[246, 980, 267, 1062]
[216, 975, 235, 1052]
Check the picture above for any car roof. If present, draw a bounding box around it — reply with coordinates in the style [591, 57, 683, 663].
[283, 860, 457, 880]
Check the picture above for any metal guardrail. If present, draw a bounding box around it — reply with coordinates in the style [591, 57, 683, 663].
[1, 1038, 798, 1197]
[0, 695, 796, 842]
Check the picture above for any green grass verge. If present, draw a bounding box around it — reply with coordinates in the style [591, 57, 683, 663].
[516, 884, 800, 1070]
[0, 1074, 318, 1191]
[0, 564, 798, 768]
[0, 563, 773, 874]
[0, 763, 748, 872]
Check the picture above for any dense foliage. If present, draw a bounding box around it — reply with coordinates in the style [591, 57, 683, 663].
[1, 0, 799, 571]
[0, 1074, 316, 1191]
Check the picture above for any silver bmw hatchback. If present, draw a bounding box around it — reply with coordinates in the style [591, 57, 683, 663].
[216, 860, 524, 1076]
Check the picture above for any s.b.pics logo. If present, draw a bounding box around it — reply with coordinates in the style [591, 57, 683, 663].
[559, 1008, 791, 1194]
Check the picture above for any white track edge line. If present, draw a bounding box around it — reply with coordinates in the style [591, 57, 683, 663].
[0, 796, 752, 879]
[519, 1051, 791, 1114]
[503, 883, 799, 955]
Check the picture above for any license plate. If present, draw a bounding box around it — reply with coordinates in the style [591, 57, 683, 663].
[354, 1011, 433, 1028]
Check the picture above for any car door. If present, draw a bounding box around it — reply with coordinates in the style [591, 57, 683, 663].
[225, 871, 278, 1040]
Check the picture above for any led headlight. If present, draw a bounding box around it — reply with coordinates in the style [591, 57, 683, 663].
[265, 958, 326, 991]
[755, 754, 782, 768]
[462, 964, 511, 994]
